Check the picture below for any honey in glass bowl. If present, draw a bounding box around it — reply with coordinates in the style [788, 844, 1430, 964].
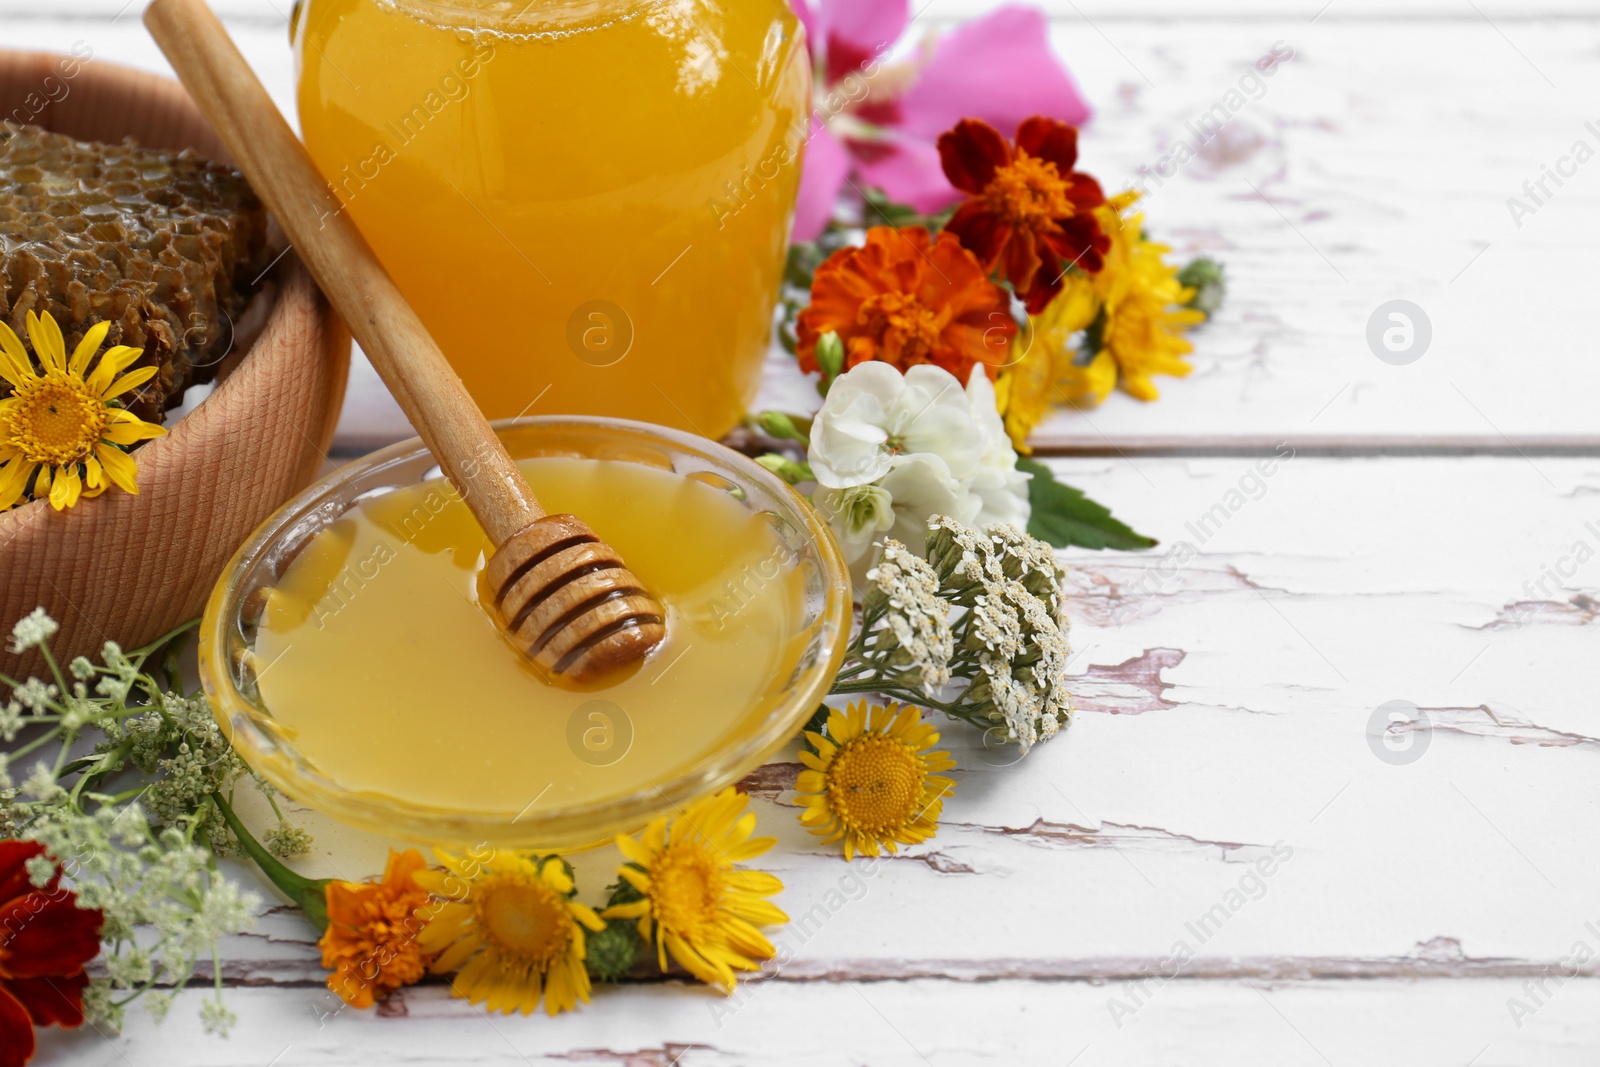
[201, 418, 851, 848]
[291, 0, 809, 438]
[253, 456, 799, 817]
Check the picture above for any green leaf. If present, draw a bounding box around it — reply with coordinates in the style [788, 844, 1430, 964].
[1018, 458, 1158, 551]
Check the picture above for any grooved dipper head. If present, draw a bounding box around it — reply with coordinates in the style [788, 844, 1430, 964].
[485, 514, 666, 684]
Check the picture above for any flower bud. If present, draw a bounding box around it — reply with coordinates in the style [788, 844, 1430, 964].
[815, 330, 844, 381]
[755, 454, 813, 484]
[1177, 257, 1227, 318]
[756, 411, 806, 441]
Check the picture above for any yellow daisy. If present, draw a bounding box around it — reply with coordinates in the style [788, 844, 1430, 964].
[604, 788, 787, 993]
[413, 850, 603, 1016]
[1052, 192, 1206, 404]
[796, 701, 955, 860]
[0, 311, 164, 512]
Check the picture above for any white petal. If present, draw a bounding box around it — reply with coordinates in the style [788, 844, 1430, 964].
[880, 454, 972, 556]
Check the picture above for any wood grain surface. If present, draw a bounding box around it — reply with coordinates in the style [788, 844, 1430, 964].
[0, 49, 350, 678]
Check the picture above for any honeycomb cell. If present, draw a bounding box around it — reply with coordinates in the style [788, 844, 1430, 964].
[0, 123, 270, 421]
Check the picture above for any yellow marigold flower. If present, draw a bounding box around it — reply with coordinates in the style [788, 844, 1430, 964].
[0, 311, 164, 512]
[1052, 192, 1205, 404]
[604, 788, 787, 993]
[796, 701, 955, 860]
[413, 850, 603, 1016]
[319, 848, 432, 1009]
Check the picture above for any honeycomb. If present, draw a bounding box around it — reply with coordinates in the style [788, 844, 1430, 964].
[0, 122, 270, 422]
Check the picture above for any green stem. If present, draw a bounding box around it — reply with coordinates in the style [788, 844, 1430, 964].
[5, 725, 63, 764]
[127, 618, 201, 664]
[38, 645, 69, 703]
[67, 740, 131, 806]
[826, 679, 968, 717]
[212, 791, 330, 932]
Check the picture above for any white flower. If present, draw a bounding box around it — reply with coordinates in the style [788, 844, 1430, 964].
[0, 701, 21, 743]
[13, 678, 56, 711]
[8, 608, 58, 653]
[965, 368, 1032, 529]
[199, 997, 237, 1036]
[22, 761, 65, 803]
[814, 484, 894, 563]
[809, 362, 981, 488]
[865, 540, 954, 691]
[877, 453, 976, 558]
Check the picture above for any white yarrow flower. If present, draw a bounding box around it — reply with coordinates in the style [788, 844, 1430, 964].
[9, 607, 58, 653]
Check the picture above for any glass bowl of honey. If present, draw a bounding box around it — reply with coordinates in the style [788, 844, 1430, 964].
[200, 417, 850, 848]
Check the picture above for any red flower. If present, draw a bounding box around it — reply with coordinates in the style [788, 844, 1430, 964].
[798, 226, 1015, 383]
[937, 116, 1109, 314]
[0, 841, 103, 1067]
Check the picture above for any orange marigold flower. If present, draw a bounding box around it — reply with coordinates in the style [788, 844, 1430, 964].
[318, 849, 432, 1009]
[937, 116, 1109, 314]
[797, 225, 1015, 383]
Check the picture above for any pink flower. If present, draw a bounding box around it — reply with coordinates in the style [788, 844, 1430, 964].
[790, 0, 1092, 240]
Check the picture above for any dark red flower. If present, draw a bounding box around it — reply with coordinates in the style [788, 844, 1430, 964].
[0, 841, 103, 1067]
[937, 116, 1109, 314]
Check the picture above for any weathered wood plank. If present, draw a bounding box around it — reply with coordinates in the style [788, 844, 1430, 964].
[40, 977, 1600, 1066]
[74, 456, 1600, 991]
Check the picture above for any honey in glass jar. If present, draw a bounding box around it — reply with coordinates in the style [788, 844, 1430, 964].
[292, 0, 809, 437]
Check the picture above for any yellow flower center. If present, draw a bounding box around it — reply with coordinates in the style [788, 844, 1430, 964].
[647, 841, 723, 939]
[476, 878, 572, 971]
[825, 735, 925, 835]
[3, 373, 108, 466]
[857, 291, 946, 363]
[985, 152, 1073, 226]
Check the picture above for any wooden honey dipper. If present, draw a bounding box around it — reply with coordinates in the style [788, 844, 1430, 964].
[146, 0, 666, 683]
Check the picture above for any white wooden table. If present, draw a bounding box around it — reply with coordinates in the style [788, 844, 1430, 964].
[10, 1, 1600, 1063]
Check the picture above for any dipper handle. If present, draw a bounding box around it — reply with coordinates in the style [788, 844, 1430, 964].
[146, 0, 666, 681]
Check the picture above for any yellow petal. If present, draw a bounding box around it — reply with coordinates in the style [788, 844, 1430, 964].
[103, 416, 165, 446]
[601, 899, 649, 920]
[48, 465, 82, 510]
[101, 364, 159, 401]
[95, 443, 140, 495]
[724, 869, 783, 895]
[26, 311, 65, 373]
[0, 349, 29, 389]
[724, 894, 787, 927]
[615, 834, 654, 867]
[86, 345, 145, 395]
[69, 320, 111, 376]
[1057, 350, 1117, 405]
[427, 931, 481, 974]
[0, 459, 34, 511]
[0, 320, 31, 386]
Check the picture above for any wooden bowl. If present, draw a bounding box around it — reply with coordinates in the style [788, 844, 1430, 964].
[0, 51, 350, 682]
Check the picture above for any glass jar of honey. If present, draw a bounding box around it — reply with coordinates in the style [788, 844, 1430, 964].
[291, 0, 809, 437]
